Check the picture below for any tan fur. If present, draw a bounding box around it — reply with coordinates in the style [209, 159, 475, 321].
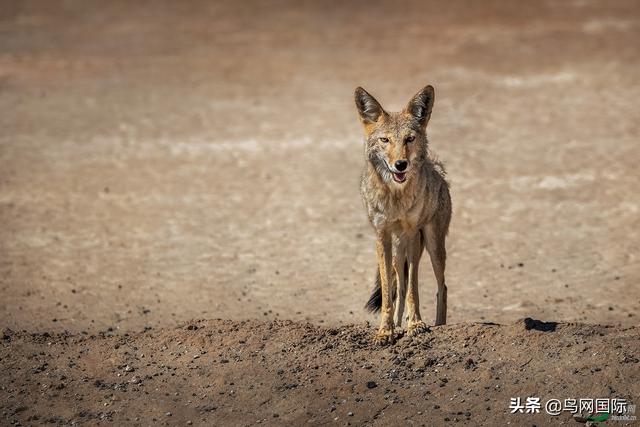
[355, 86, 452, 345]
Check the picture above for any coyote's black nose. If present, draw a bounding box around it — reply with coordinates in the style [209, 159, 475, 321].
[394, 160, 408, 171]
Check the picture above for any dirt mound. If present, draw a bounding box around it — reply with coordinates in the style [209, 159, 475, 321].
[1, 319, 638, 426]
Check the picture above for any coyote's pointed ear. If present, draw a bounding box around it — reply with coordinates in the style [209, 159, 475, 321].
[405, 85, 435, 127]
[355, 87, 385, 124]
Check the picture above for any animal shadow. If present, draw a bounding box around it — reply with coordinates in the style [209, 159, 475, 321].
[523, 317, 557, 332]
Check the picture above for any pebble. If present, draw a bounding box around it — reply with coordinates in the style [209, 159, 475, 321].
[366, 381, 377, 389]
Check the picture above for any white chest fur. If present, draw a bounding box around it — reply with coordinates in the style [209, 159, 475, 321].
[368, 187, 425, 236]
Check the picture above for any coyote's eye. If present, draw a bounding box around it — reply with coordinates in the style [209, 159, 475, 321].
[405, 135, 415, 143]
[379, 137, 389, 143]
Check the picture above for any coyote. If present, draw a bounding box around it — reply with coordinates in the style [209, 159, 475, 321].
[355, 85, 452, 345]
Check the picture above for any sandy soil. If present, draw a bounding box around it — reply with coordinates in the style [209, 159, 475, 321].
[2, 319, 639, 426]
[1, 0, 639, 425]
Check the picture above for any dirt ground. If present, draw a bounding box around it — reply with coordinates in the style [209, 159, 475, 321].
[2, 319, 639, 426]
[1, 0, 639, 425]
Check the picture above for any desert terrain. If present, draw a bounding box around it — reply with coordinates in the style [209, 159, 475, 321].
[1, 0, 639, 425]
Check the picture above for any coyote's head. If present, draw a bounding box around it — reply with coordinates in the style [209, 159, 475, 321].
[355, 86, 434, 186]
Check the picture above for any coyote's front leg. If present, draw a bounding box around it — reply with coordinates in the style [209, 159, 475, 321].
[374, 233, 394, 345]
[393, 240, 408, 328]
[406, 233, 428, 335]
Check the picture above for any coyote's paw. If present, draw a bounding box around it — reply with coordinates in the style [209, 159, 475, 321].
[373, 327, 395, 346]
[407, 320, 429, 336]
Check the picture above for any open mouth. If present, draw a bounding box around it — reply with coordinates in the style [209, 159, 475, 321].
[392, 172, 407, 183]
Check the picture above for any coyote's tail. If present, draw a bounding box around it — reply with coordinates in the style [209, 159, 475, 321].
[364, 263, 406, 313]
[364, 231, 424, 313]
[364, 270, 385, 313]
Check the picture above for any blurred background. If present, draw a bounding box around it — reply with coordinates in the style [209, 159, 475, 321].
[1, 0, 638, 333]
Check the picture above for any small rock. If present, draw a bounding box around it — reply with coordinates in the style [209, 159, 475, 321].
[366, 381, 377, 389]
[523, 317, 536, 330]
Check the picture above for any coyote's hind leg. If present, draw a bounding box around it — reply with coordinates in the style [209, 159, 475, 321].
[425, 222, 447, 326]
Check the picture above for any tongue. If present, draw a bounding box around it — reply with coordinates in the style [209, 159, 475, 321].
[394, 172, 406, 182]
